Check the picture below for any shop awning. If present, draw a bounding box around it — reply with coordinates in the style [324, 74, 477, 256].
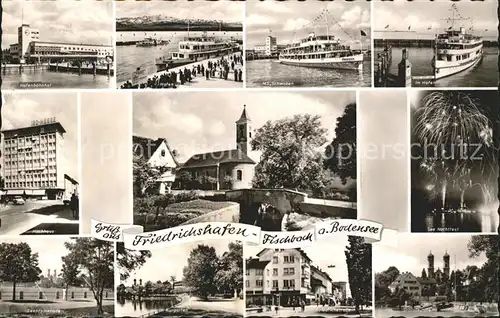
[24, 190, 34, 195]
[32, 190, 46, 196]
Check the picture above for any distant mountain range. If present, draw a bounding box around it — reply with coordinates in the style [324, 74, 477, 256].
[116, 15, 243, 32]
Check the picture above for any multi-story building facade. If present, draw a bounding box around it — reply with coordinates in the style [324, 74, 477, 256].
[9, 23, 113, 64]
[265, 36, 277, 56]
[1, 118, 75, 200]
[388, 272, 422, 296]
[246, 248, 334, 307]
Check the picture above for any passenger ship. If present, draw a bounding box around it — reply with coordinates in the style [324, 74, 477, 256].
[279, 33, 364, 70]
[432, 5, 483, 80]
[155, 32, 240, 72]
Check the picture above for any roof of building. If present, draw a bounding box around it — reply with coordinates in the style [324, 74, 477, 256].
[1, 122, 66, 135]
[246, 257, 270, 269]
[311, 264, 333, 282]
[132, 135, 179, 165]
[255, 248, 312, 263]
[417, 278, 437, 285]
[31, 41, 113, 48]
[311, 277, 326, 288]
[236, 105, 251, 123]
[181, 148, 255, 169]
[389, 272, 421, 289]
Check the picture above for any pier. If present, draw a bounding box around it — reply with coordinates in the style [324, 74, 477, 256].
[375, 45, 436, 87]
[2, 63, 113, 76]
[374, 38, 499, 48]
[120, 51, 243, 89]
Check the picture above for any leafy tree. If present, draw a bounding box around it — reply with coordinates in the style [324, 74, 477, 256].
[0, 242, 42, 301]
[116, 242, 152, 281]
[375, 266, 400, 302]
[345, 236, 372, 313]
[251, 114, 329, 194]
[183, 244, 219, 299]
[467, 235, 499, 303]
[60, 254, 81, 300]
[214, 243, 243, 296]
[64, 238, 114, 314]
[177, 171, 193, 190]
[324, 103, 357, 184]
[144, 280, 153, 296]
[133, 156, 169, 198]
[117, 283, 126, 297]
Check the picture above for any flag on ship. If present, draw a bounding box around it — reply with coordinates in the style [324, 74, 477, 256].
[360, 30, 367, 36]
[384, 25, 389, 29]
[408, 25, 411, 30]
[428, 26, 432, 30]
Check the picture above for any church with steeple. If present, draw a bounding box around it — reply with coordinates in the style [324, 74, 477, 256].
[178, 105, 256, 190]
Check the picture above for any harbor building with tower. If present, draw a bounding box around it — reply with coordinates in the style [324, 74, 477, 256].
[7, 24, 113, 65]
[1, 118, 78, 200]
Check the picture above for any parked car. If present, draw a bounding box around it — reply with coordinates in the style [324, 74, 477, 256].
[13, 196, 25, 205]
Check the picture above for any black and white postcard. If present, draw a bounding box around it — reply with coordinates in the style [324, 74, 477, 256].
[0, 237, 114, 317]
[373, 1, 498, 87]
[374, 234, 499, 317]
[132, 91, 357, 232]
[1, 0, 115, 89]
[410, 90, 499, 233]
[116, 240, 243, 318]
[0, 92, 79, 235]
[245, 236, 372, 317]
[245, 1, 371, 87]
[116, 1, 244, 89]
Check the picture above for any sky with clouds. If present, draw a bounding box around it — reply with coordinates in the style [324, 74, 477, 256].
[246, 1, 371, 49]
[373, 0, 498, 40]
[132, 91, 355, 164]
[374, 234, 489, 275]
[246, 237, 353, 297]
[122, 240, 233, 286]
[0, 237, 72, 279]
[2, 92, 78, 180]
[358, 91, 409, 231]
[116, 1, 243, 22]
[1, 0, 114, 49]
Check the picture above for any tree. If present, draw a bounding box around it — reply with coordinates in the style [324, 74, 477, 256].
[421, 268, 427, 279]
[60, 254, 81, 300]
[251, 114, 329, 194]
[64, 238, 114, 314]
[345, 236, 372, 313]
[183, 245, 219, 300]
[116, 242, 152, 281]
[144, 280, 153, 296]
[324, 103, 356, 184]
[177, 171, 193, 190]
[214, 243, 243, 296]
[375, 266, 400, 302]
[0, 242, 42, 301]
[133, 156, 169, 198]
[467, 236, 498, 303]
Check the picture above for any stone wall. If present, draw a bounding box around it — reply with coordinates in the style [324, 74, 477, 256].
[0, 286, 114, 301]
[180, 202, 240, 225]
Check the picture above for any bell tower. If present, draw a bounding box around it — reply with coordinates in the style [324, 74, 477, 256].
[427, 251, 435, 279]
[236, 105, 252, 155]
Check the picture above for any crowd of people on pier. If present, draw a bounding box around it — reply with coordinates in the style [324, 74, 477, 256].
[121, 54, 243, 89]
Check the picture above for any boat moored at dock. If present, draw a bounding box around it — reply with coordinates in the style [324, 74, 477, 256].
[155, 32, 240, 72]
[136, 37, 170, 47]
[279, 33, 364, 70]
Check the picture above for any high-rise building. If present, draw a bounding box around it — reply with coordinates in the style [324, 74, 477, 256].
[265, 36, 277, 56]
[1, 118, 71, 199]
[17, 24, 40, 62]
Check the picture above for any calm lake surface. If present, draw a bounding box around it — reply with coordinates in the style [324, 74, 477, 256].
[412, 210, 499, 233]
[1, 69, 113, 89]
[116, 31, 242, 83]
[246, 59, 372, 88]
[116, 297, 179, 317]
[375, 46, 498, 87]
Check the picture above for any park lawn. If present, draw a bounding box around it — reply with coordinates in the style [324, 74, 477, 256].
[152, 308, 242, 317]
[136, 199, 236, 231]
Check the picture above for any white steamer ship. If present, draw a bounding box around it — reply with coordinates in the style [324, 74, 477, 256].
[279, 33, 363, 70]
[432, 5, 483, 80]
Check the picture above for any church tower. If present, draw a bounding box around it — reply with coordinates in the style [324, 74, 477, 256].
[443, 251, 450, 278]
[427, 251, 435, 279]
[236, 105, 252, 155]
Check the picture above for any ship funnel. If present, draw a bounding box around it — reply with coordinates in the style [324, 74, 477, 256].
[460, 27, 465, 34]
[308, 32, 315, 38]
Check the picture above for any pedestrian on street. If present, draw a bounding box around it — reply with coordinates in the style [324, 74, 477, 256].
[70, 193, 79, 219]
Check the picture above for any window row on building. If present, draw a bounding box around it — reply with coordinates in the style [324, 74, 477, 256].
[246, 279, 297, 289]
[246, 267, 298, 276]
[4, 181, 57, 188]
[3, 133, 57, 144]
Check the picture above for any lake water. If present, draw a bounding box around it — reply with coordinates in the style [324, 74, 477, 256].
[115, 297, 179, 317]
[375, 308, 491, 317]
[116, 31, 242, 83]
[412, 210, 499, 233]
[1, 68, 113, 89]
[375, 46, 498, 87]
[246, 59, 372, 88]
